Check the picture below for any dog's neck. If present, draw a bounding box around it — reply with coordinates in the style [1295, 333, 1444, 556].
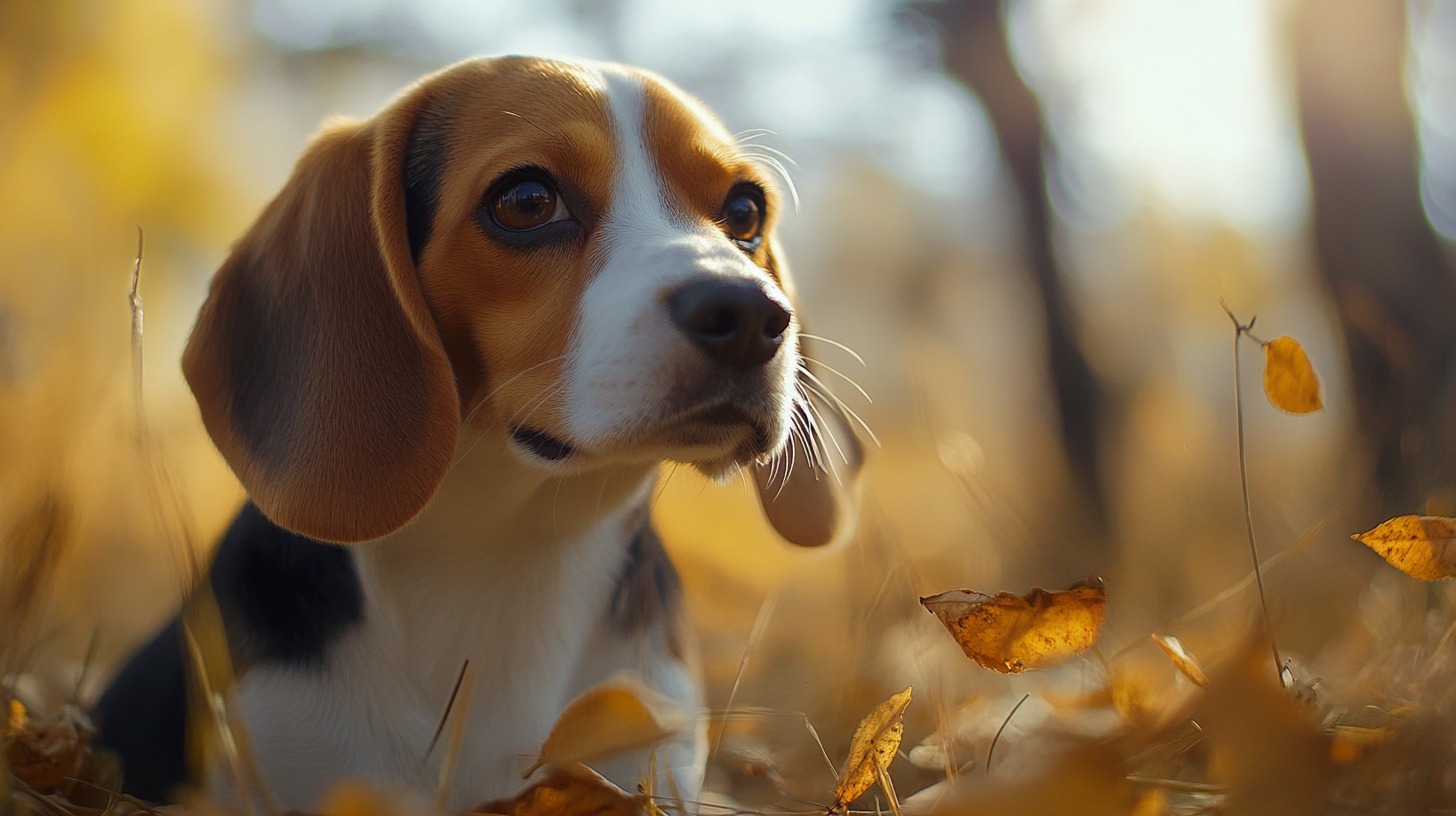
[352, 427, 660, 697]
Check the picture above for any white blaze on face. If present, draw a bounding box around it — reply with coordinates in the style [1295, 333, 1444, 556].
[561, 65, 798, 465]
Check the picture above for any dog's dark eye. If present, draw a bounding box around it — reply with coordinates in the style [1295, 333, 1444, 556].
[491, 178, 563, 232]
[721, 186, 764, 250]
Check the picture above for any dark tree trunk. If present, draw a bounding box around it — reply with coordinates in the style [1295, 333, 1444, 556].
[917, 0, 1111, 538]
[1293, 0, 1456, 516]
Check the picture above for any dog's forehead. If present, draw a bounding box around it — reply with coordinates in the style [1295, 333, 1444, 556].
[422, 57, 745, 204]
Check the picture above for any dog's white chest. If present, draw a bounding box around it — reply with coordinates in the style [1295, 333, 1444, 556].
[230, 495, 699, 811]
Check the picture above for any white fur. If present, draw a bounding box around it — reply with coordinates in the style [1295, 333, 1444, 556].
[234, 436, 702, 811]
[563, 66, 798, 466]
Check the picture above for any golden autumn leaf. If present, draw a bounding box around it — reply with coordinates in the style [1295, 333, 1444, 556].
[524, 674, 690, 778]
[834, 686, 912, 809]
[1152, 634, 1210, 688]
[1262, 336, 1322, 414]
[921, 579, 1107, 673]
[478, 764, 642, 816]
[1353, 515, 1456, 580]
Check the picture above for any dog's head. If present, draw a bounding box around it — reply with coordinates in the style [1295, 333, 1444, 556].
[184, 56, 862, 547]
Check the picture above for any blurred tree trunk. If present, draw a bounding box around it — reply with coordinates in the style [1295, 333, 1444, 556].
[917, 0, 1110, 541]
[1293, 0, 1456, 516]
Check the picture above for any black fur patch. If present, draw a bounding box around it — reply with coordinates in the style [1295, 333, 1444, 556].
[210, 502, 364, 667]
[609, 518, 682, 635]
[405, 96, 455, 262]
[92, 619, 188, 803]
[93, 503, 364, 801]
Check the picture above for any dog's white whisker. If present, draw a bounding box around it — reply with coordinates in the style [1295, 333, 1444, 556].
[799, 370, 880, 448]
[798, 333, 867, 367]
[800, 356, 873, 404]
[800, 392, 848, 483]
[743, 149, 800, 212]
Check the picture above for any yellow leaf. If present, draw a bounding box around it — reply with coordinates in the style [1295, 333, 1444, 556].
[1262, 336, 1322, 414]
[525, 675, 690, 778]
[1353, 515, 1456, 580]
[921, 579, 1107, 673]
[6, 698, 26, 734]
[835, 686, 912, 809]
[1151, 634, 1210, 688]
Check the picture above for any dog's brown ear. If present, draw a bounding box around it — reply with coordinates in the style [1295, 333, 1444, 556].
[183, 101, 459, 543]
[752, 348, 866, 548]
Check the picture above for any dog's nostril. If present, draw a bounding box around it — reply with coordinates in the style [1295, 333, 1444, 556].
[669, 278, 790, 370]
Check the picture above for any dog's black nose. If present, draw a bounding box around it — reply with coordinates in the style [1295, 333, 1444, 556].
[669, 278, 791, 370]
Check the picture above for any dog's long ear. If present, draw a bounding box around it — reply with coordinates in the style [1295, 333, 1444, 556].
[183, 96, 459, 543]
[752, 341, 866, 548]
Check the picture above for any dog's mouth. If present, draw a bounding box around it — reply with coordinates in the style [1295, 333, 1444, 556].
[510, 400, 778, 466]
[511, 427, 575, 461]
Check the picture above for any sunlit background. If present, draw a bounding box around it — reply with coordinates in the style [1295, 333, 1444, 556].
[3, 0, 1456, 807]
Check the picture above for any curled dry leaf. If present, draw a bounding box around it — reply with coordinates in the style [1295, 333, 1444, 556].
[3, 703, 92, 794]
[835, 686, 912, 809]
[1262, 336, 1322, 414]
[478, 763, 642, 816]
[1352, 515, 1456, 580]
[1152, 634, 1209, 688]
[524, 674, 690, 778]
[921, 579, 1107, 673]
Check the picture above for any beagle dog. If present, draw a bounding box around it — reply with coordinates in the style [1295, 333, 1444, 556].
[93, 56, 862, 810]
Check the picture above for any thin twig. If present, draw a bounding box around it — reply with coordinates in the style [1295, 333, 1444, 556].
[435, 661, 476, 815]
[1220, 299, 1283, 682]
[421, 660, 472, 768]
[707, 594, 778, 773]
[985, 693, 1030, 774]
[128, 228, 144, 437]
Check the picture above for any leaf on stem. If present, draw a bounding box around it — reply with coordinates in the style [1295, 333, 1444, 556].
[1262, 336, 1322, 414]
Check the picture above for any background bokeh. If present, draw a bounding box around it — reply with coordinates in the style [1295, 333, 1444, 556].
[3, 0, 1455, 806]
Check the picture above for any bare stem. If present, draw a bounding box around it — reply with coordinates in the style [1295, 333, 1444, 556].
[1220, 300, 1283, 682]
[129, 228, 144, 436]
[986, 693, 1030, 774]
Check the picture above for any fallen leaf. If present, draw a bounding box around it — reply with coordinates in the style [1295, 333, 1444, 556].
[1262, 336, 1322, 414]
[478, 763, 642, 816]
[1352, 515, 1456, 580]
[835, 686, 912, 809]
[524, 674, 690, 778]
[921, 579, 1107, 673]
[3, 705, 92, 794]
[1152, 634, 1210, 688]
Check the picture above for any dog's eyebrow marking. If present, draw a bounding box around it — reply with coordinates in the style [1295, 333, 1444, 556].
[405, 96, 456, 262]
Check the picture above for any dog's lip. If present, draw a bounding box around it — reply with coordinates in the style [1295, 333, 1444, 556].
[674, 401, 759, 427]
[511, 427, 575, 461]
